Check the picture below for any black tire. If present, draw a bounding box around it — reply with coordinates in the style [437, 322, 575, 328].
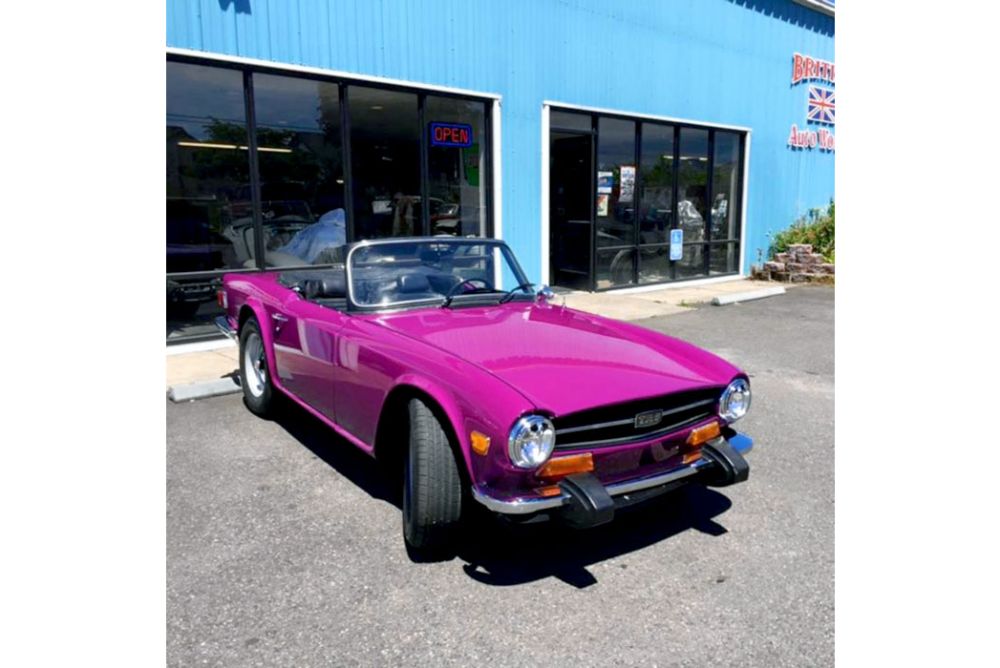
[402, 397, 464, 557]
[238, 317, 275, 417]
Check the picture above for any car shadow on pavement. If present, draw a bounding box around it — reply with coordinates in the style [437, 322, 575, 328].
[268, 396, 400, 505]
[455, 487, 732, 589]
[269, 395, 734, 589]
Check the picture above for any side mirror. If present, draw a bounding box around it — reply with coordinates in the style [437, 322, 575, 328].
[536, 285, 556, 303]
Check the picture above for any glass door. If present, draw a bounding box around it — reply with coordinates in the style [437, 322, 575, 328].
[549, 130, 593, 291]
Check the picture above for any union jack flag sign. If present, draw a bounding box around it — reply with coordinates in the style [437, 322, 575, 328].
[807, 86, 835, 125]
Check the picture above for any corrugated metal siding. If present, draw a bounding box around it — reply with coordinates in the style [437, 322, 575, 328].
[167, 0, 835, 281]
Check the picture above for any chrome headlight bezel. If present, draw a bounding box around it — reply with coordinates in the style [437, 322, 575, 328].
[507, 415, 556, 469]
[720, 378, 751, 423]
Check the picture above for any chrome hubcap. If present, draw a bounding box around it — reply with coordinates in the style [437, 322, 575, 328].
[244, 332, 266, 397]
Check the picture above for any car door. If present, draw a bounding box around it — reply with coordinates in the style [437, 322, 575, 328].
[270, 292, 347, 422]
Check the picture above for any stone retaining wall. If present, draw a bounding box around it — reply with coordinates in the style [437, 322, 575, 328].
[754, 244, 834, 283]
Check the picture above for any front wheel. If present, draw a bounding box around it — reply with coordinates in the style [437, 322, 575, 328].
[402, 398, 464, 558]
[239, 317, 275, 416]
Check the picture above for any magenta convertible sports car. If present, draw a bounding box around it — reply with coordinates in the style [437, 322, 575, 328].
[216, 237, 752, 556]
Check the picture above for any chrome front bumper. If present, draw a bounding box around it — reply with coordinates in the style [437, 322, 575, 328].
[471, 432, 753, 516]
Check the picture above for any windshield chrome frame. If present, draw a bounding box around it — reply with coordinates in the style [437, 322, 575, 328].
[345, 237, 532, 313]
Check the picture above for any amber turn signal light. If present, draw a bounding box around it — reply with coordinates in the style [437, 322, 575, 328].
[686, 421, 721, 447]
[682, 450, 703, 465]
[535, 485, 563, 497]
[470, 431, 491, 456]
[537, 452, 594, 479]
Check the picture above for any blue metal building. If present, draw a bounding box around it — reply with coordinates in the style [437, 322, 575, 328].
[166, 0, 834, 340]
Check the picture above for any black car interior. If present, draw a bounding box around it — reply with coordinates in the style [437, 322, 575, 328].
[279, 268, 349, 311]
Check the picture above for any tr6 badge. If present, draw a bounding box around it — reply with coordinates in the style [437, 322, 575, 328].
[634, 409, 664, 429]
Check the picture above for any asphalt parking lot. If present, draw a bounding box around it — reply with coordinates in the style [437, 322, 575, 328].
[167, 285, 834, 667]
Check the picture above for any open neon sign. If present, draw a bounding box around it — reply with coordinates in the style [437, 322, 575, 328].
[429, 122, 473, 148]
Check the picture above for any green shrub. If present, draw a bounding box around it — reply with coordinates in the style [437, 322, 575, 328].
[770, 199, 835, 263]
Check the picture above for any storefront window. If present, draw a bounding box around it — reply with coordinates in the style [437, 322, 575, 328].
[166, 62, 250, 333]
[425, 96, 487, 237]
[548, 106, 745, 292]
[709, 241, 739, 275]
[166, 58, 494, 342]
[676, 244, 705, 279]
[348, 86, 421, 240]
[637, 246, 672, 285]
[166, 62, 250, 274]
[596, 117, 636, 250]
[253, 74, 346, 266]
[551, 110, 591, 131]
[596, 247, 635, 290]
[711, 131, 741, 243]
[676, 128, 709, 277]
[639, 123, 675, 246]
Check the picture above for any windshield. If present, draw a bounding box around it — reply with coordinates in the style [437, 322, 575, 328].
[347, 239, 531, 309]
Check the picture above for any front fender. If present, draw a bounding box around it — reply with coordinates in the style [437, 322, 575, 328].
[237, 297, 281, 392]
[392, 373, 480, 479]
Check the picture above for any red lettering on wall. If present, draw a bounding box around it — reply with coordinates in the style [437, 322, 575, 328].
[791, 52, 835, 85]
[788, 124, 835, 152]
[792, 53, 805, 84]
[788, 124, 803, 147]
[818, 129, 835, 151]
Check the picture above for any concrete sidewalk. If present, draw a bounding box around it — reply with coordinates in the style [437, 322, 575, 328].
[167, 343, 238, 385]
[561, 277, 780, 321]
[166, 277, 785, 396]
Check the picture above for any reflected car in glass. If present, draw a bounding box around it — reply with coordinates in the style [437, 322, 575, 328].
[216, 237, 754, 557]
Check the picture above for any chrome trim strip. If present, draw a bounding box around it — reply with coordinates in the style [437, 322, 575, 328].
[214, 316, 237, 341]
[471, 433, 754, 515]
[554, 413, 713, 449]
[607, 459, 708, 496]
[556, 398, 717, 435]
[471, 488, 568, 514]
[556, 417, 635, 435]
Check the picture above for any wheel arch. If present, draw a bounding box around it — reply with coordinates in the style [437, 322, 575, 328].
[237, 304, 256, 330]
[374, 380, 473, 485]
[236, 300, 279, 383]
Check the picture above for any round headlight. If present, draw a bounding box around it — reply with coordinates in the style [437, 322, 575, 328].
[508, 415, 556, 469]
[720, 378, 751, 422]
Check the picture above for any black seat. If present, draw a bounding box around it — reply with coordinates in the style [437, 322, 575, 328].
[302, 277, 345, 300]
[395, 273, 439, 301]
[397, 273, 431, 293]
[297, 268, 346, 300]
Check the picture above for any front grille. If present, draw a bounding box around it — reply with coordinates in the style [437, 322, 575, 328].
[552, 387, 722, 449]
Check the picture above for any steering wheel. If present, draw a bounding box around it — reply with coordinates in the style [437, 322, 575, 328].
[444, 277, 495, 299]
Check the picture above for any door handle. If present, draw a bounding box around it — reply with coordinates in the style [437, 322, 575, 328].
[271, 312, 289, 332]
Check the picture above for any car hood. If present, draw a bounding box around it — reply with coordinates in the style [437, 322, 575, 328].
[369, 303, 740, 416]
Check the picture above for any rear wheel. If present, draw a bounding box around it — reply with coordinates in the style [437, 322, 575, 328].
[402, 398, 464, 558]
[239, 317, 274, 416]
